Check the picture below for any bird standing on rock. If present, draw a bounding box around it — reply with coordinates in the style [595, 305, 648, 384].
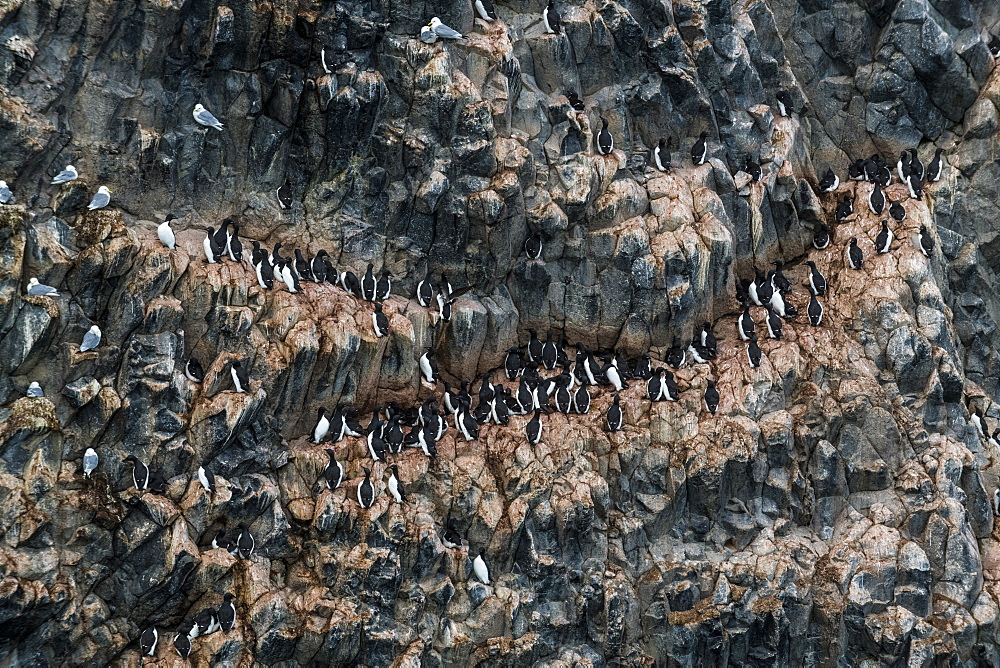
[543, 0, 561, 34]
[87, 185, 112, 210]
[818, 168, 839, 193]
[193, 104, 224, 131]
[691, 132, 708, 165]
[847, 238, 864, 270]
[474, 0, 497, 21]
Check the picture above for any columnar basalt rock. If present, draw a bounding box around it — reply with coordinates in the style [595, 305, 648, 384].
[1, 0, 1000, 665]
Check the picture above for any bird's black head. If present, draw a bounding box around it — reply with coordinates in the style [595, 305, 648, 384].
[699, 131, 708, 139]
[123, 455, 137, 464]
[325, 448, 336, 458]
[224, 592, 235, 602]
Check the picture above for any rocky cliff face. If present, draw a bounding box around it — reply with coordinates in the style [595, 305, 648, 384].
[2, 0, 1000, 665]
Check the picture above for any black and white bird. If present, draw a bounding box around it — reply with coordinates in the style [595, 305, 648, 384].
[776, 90, 793, 117]
[157, 215, 177, 250]
[918, 225, 934, 257]
[87, 186, 112, 210]
[81, 325, 102, 352]
[704, 380, 719, 414]
[474, 0, 498, 21]
[218, 593, 237, 632]
[699, 322, 717, 357]
[323, 449, 344, 490]
[51, 164, 79, 184]
[203, 227, 222, 263]
[185, 357, 204, 383]
[473, 549, 490, 584]
[361, 263, 377, 301]
[835, 195, 853, 221]
[193, 104, 224, 131]
[211, 530, 232, 551]
[896, 151, 910, 184]
[807, 289, 824, 326]
[235, 523, 255, 559]
[0, 180, 10, 205]
[567, 92, 586, 113]
[847, 237, 864, 270]
[818, 168, 839, 193]
[230, 360, 249, 392]
[743, 156, 762, 183]
[607, 394, 623, 432]
[373, 303, 389, 337]
[311, 250, 330, 283]
[83, 448, 99, 478]
[424, 16, 463, 40]
[653, 139, 671, 172]
[376, 270, 392, 301]
[813, 224, 831, 250]
[276, 179, 293, 209]
[416, 271, 434, 306]
[573, 384, 591, 414]
[691, 131, 708, 165]
[357, 467, 375, 508]
[198, 465, 216, 494]
[738, 305, 756, 341]
[174, 626, 192, 659]
[140, 627, 158, 657]
[868, 183, 885, 215]
[542, 331, 559, 370]
[803, 260, 826, 296]
[525, 409, 543, 444]
[909, 149, 924, 182]
[123, 455, 150, 490]
[419, 348, 440, 385]
[875, 220, 893, 254]
[596, 117, 614, 155]
[387, 465, 406, 503]
[926, 148, 944, 182]
[313, 408, 331, 443]
[543, 0, 561, 34]
[889, 199, 905, 222]
[746, 335, 763, 368]
[765, 306, 783, 340]
[906, 172, 923, 200]
[27, 277, 59, 296]
[525, 232, 543, 260]
[195, 609, 219, 636]
[666, 340, 685, 369]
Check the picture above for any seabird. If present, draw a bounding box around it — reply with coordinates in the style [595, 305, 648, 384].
[604, 361, 625, 391]
[230, 359, 249, 392]
[211, 530, 232, 551]
[875, 220, 893, 254]
[198, 465, 216, 494]
[744, 156, 762, 183]
[818, 168, 839, 193]
[0, 180, 12, 204]
[387, 465, 406, 503]
[174, 626, 192, 659]
[666, 340, 685, 369]
[357, 467, 375, 508]
[195, 609, 219, 636]
[140, 627, 158, 657]
[50, 164, 79, 184]
[927, 148, 944, 182]
[504, 348, 524, 380]
[27, 277, 59, 297]
[193, 103, 224, 131]
[80, 325, 102, 352]
[691, 131, 708, 165]
[918, 225, 934, 257]
[807, 289, 824, 326]
[428, 16, 463, 39]
[848, 159, 865, 180]
[596, 117, 614, 155]
[276, 179, 292, 209]
[646, 368, 666, 401]
[746, 334, 763, 368]
[473, 549, 490, 584]
[218, 593, 237, 632]
[376, 270, 392, 300]
[361, 263, 377, 301]
[771, 260, 792, 293]
[279, 258, 299, 293]
[203, 227, 221, 263]
[653, 139, 671, 172]
[26, 382, 43, 397]
[607, 394, 623, 432]
[543, 0, 561, 34]
[373, 303, 389, 337]
[525, 232, 543, 259]
[803, 261, 826, 295]
[776, 90, 793, 117]
[312, 250, 330, 283]
[633, 353, 651, 380]
[909, 149, 924, 181]
[542, 331, 559, 369]
[896, 151, 910, 184]
[907, 172, 923, 200]
[525, 328, 543, 362]
[525, 409, 543, 445]
[567, 92, 586, 113]
[420, 24, 438, 43]
[474, 0, 497, 21]
[323, 449, 344, 490]
[416, 271, 434, 307]
[235, 523, 255, 559]
[573, 384, 591, 414]
[157, 216, 177, 250]
[704, 380, 719, 414]
[87, 185, 112, 210]
[886, 200, 905, 223]
[83, 448, 99, 478]
[813, 224, 831, 250]
[185, 357, 204, 383]
[419, 348, 440, 384]
[868, 183, 885, 215]
[738, 306, 756, 341]
[835, 195, 853, 221]
[313, 408, 331, 443]
[699, 322, 717, 356]
[847, 237, 864, 270]
[443, 529, 463, 549]
[765, 306, 783, 340]
[123, 455, 150, 490]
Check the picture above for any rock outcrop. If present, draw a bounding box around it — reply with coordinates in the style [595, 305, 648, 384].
[1, 0, 1000, 665]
